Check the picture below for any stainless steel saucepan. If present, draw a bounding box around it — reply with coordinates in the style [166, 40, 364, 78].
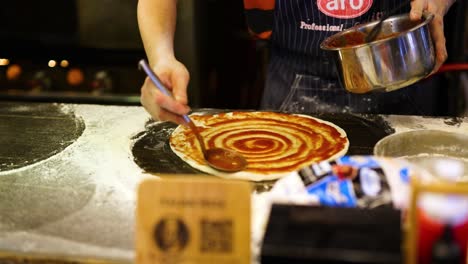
[321, 13, 435, 94]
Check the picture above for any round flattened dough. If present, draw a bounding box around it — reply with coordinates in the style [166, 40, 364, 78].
[169, 111, 349, 181]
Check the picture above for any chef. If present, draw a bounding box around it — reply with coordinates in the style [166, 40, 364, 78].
[137, 0, 456, 124]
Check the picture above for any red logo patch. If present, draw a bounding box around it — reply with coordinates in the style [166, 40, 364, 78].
[317, 0, 373, 19]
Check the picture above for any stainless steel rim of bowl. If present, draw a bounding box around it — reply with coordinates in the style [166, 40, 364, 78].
[374, 130, 468, 181]
[320, 12, 435, 51]
[373, 129, 468, 158]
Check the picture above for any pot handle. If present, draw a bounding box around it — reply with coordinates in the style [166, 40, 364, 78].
[435, 63, 468, 74]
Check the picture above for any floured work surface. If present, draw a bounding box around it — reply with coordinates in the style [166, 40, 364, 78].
[0, 102, 465, 264]
[132, 110, 394, 179]
[0, 102, 85, 172]
[0, 252, 127, 264]
[0, 103, 147, 263]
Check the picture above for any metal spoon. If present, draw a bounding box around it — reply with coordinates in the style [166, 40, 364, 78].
[138, 59, 248, 172]
[365, 0, 412, 43]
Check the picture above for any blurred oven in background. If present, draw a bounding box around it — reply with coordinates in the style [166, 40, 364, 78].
[0, 0, 147, 105]
[0, 0, 264, 109]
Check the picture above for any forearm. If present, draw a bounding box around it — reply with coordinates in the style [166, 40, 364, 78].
[137, 0, 177, 66]
[438, 0, 456, 15]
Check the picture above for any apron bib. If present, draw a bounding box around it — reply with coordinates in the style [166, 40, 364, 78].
[260, 0, 438, 115]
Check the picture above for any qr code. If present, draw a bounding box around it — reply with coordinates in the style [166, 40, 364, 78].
[200, 219, 232, 253]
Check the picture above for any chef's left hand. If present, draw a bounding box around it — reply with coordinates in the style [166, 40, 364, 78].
[410, 0, 456, 73]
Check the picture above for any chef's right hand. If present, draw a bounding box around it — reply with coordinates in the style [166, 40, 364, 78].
[410, 0, 456, 73]
[140, 56, 191, 125]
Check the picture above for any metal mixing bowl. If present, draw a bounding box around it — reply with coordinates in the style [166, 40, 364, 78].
[374, 130, 468, 181]
[320, 13, 435, 94]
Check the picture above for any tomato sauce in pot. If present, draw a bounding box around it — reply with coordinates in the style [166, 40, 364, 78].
[329, 31, 401, 48]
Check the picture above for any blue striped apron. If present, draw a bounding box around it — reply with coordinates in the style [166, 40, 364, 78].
[261, 0, 439, 115]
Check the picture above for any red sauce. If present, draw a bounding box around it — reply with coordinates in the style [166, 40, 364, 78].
[328, 31, 366, 48]
[170, 112, 348, 174]
[205, 148, 248, 172]
[328, 31, 401, 48]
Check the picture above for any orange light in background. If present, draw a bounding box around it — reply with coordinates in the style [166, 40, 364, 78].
[0, 58, 10, 66]
[67, 68, 84, 86]
[6, 64, 22, 81]
[48, 60, 57, 68]
[60, 60, 69, 68]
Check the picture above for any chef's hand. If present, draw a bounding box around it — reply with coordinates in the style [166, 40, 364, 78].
[410, 0, 456, 73]
[140, 56, 190, 125]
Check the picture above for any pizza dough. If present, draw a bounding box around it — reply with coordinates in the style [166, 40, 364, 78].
[169, 111, 349, 181]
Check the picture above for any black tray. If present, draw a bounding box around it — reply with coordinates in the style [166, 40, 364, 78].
[131, 111, 394, 184]
[0, 102, 85, 172]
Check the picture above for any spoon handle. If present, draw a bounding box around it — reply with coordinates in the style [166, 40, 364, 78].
[365, 0, 412, 42]
[138, 59, 208, 155]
